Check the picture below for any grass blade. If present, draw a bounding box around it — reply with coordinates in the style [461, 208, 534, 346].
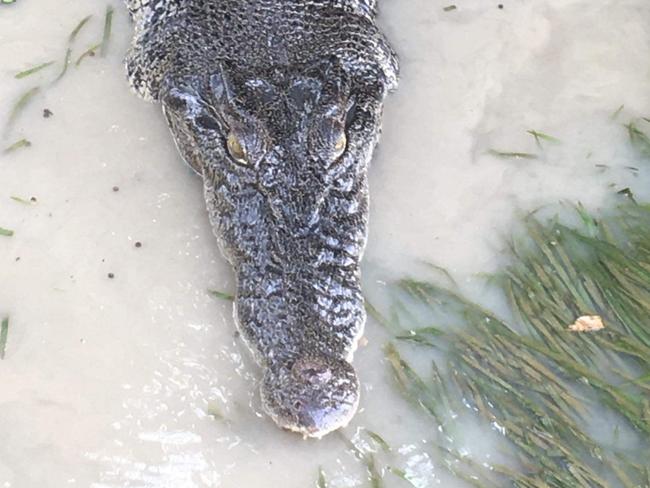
[317, 467, 328, 488]
[69, 15, 92, 43]
[100, 6, 114, 57]
[15, 61, 55, 79]
[3, 138, 32, 154]
[75, 43, 102, 66]
[488, 149, 538, 160]
[207, 289, 234, 301]
[0, 317, 8, 359]
[527, 129, 561, 147]
[5, 87, 40, 132]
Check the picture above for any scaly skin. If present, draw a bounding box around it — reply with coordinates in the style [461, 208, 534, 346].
[125, 0, 398, 438]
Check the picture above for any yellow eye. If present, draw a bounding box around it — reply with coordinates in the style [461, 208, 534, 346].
[334, 133, 347, 156]
[227, 133, 247, 164]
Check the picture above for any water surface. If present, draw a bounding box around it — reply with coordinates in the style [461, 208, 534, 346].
[1, 1, 649, 486]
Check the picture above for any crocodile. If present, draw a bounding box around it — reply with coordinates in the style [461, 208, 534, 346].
[125, 0, 398, 438]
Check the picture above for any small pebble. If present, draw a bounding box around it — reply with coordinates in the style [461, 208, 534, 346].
[112, 186, 119, 192]
[135, 241, 142, 248]
[30, 196, 37, 202]
[498, 3, 504, 8]
[43, 108, 53, 118]
[108, 273, 115, 279]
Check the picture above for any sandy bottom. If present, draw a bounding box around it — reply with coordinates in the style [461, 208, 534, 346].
[1, 1, 649, 487]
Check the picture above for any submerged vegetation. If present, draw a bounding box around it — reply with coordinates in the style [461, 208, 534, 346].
[527, 129, 561, 148]
[100, 6, 115, 57]
[14, 61, 55, 80]
[5, 86, 40, 134]
[366, 200, 650, 487]
[53, 14, 93, 83]
[487, 129, 560, 161]
[2, 6, 115, 146]
[75, 43, 103, 67]
[3, 138, 31, 154]
[487, 149, 538, 160]
[625, 121, 650, 160]
[207, 289, 235, 301]
[325, 119, 650, 487]
[0, 317, 8, 360]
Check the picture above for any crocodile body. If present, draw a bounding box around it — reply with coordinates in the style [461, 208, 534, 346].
[125, 0, 398, 438]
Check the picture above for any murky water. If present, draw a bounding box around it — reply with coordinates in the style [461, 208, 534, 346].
[1, 1, 649, 487]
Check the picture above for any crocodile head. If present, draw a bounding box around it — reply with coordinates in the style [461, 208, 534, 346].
[160, 59, 361, 237]
[159, 58, 384, 437]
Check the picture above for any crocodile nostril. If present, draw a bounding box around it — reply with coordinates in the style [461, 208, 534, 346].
[291, 356, 332, 385]
[261, 357, 361, 438]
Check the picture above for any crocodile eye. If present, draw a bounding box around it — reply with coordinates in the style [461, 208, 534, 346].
[227, 133, 248, 165]
[196, 115, 220, 131]
[333, 133, 347, 158]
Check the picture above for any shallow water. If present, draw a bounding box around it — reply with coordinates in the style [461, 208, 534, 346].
[1, 1, 649, 487]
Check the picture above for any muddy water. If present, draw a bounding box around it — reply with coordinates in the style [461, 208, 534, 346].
[1, 1, 649, 487]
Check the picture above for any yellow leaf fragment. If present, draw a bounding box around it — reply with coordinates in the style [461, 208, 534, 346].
[568, 315, 605, 332]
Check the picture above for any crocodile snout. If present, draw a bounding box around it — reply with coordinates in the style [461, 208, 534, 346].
[260, 354, 360, 438]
